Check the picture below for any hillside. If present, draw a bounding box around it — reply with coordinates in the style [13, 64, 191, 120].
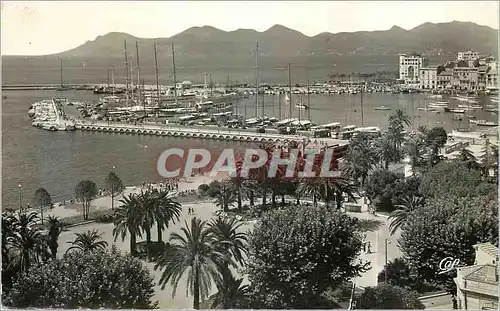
[49, 21, 498, 59]
[1, 21, 497, 85]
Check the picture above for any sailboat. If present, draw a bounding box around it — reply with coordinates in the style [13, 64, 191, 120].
[56, 58, 71, 92]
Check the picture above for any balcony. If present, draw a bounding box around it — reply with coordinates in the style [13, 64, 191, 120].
[456, 278, 498, 297]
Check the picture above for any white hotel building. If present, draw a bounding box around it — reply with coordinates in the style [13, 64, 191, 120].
[399, 53, 428, 85]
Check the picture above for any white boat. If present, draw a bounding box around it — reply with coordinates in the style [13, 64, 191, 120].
[374, 106, 391, 111]
[245, 118, 259, 125]
[429, 94, 443, 99]
[476, 120, 498, 127]
[276, 118, 298, 126]
[417, 107, 435, 111]
[449, 108, 465, 113]
[178, 114, 198, 122]
[296, 103, 309, 110]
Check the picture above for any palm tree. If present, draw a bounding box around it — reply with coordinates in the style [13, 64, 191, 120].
[46, 216, 63, 259]
[389, 109, 411, 128]
[388, 196, 425, 235]
[8, 213, 47, 272]
[404, 137, 426, 175]
[152, 189, 182, 244]
[342, 137, 377, 189]
[66, 229, 108, 253]
[208, 268, 249, 309]
[214, 180, 237, 212]
[374, 135, 401, 169]
[136, 190, 155, 253]
[113, 193, 144, 256]
[155, 217, 228, 309]
[208, 217, 248, 265]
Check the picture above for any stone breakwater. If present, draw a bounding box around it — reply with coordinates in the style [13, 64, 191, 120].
[75, 120, 310, 144]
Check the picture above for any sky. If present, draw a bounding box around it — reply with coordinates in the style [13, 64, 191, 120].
[1, 1, 498, 55]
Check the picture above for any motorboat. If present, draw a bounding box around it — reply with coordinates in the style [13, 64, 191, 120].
[296, 103, 309, 110]
[476, 120, 498, 127]
[374, 106, 391, 111]
[449, 108, 465, 113]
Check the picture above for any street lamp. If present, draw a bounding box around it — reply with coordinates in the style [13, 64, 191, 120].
[385, 238, 391, 283]
[18, 184, 22, 213]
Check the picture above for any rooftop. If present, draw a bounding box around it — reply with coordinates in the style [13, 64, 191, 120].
[474, 243, 499, 258]
[465, 265, 498, 284]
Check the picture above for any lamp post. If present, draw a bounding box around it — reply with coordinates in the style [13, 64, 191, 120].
[111, 165, 116, 211]
[18, 184, 22, 213]
[385, 238, 391, 283]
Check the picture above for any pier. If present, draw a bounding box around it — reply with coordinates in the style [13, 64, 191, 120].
[74, 120, 348, 146]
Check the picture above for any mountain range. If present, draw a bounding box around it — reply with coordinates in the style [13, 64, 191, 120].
[2, 21, 498, 85]
[49, 21, 499, 59]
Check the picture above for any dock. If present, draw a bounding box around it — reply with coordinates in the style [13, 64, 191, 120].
[74, 120, 349, 146]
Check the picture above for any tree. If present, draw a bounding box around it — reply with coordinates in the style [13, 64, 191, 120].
[365, 169, 401, 212]
[75, 180, 98, 220]
[214, 179, 237, 212]
[66, 229, 108, 254]
[3, 248, 157, 308]
[105, 171, 125, 210]
[208, 216, 248, 266]
[342, 133, 378, 189]
[152, 189, 182, 244]
[425, 127, 447, 150]
[399, 195, 498, 294]
[155, 217, 227, 309]
[404, 137, 426, 175]
[377, 258, 414, 288]
[46, 216, 63, 259]
[480, 139, 498, 178]
[355, 284, 425, 309]
[113, 193, 144, 256]
[7, 212, 49, 272]
[388, 196, 425, 235]
[245, 205, 369, 309]
[456, 147, 479, 170]
[419, 162, 495, 199]
[208, 269, 249, 309]
[31, 188, 52, 225]
[374, 135, 402, 169]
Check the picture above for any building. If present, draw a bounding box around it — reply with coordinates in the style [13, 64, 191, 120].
[419, 66, 438, 89]
[454, 243, 498, 310]
[437, 68, 453, 89]
[452, 67, 479, 91]
[399, 53, 428, 84]
[486, 60, 498, 91]
[457, 51, 479, 61]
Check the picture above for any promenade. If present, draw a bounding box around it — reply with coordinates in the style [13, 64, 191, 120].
[43, 174, 398, 308]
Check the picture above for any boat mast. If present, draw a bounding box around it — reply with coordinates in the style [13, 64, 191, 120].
[307, 69, 311, 121]
[124, 40, 130, 106]
[60, 58, 63, 88]
[288, 63, 292, 119]
[130, 60, 134, 100]
[171, 42, 178, 104]
[107, 68, 110, 88]
[111, 66, 115, 96]
[255, 42, 259, 118]
[278, 90, 281, 120]
[360, 86, 364, 127]
[135, 41, 142, 111]
[153, 41, 160, 106]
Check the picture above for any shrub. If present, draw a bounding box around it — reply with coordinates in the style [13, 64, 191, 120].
[3, 247, 158, 309]
[198, 183, 210, 195]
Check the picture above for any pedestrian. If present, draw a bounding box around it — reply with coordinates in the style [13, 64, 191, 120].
[367, 242, 372, 254]
[187, 207, 191, 215]
[363, 242, 366, 253]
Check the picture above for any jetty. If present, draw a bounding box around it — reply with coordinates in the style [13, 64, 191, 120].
[74, 120, 348, 146]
